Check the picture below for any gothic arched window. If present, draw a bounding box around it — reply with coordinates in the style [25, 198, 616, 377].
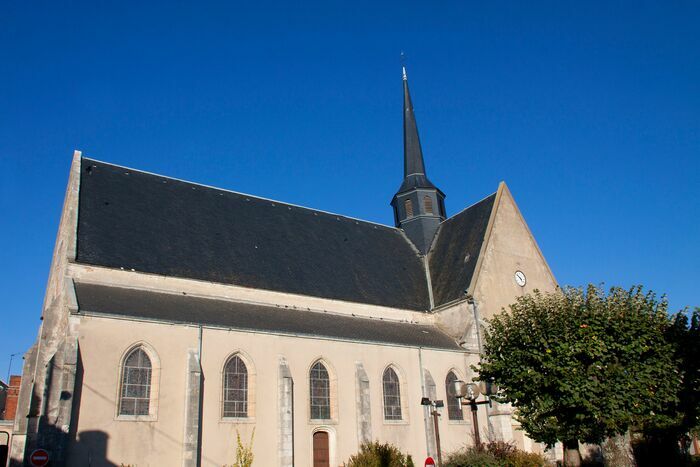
[445, 371, 463, 420]
[119, 347, 152, 416]
[424, 196, 433, 214]
[404, 199, 414, 218]
[382, 367, 402, 420]
[310, 361, 331, 420]
[223, 355, 248, 418]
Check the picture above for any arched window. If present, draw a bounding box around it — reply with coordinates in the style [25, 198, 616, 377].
[424, 196, 433, 214]
[310, 361, 331, 420]
[223, 355, 248, 418]
[404, 199, 414, 218]
[445, 371, 463, 420]
[119, 347, 152, 416]
[382, 367, 402, 420]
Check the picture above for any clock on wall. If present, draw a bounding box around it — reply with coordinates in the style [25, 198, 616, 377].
[514, 270, 526, 287]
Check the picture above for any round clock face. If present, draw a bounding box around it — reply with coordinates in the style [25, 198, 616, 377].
[514, 270, 526, 287]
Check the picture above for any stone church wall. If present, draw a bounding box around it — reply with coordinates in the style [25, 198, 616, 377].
[69, 314, 474, 466]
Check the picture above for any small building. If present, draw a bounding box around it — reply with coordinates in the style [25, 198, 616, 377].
[9, 69, 557, 466]
[1, 375, 21, 467]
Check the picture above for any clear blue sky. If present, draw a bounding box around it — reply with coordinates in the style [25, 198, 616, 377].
[1, 1, 698, 379]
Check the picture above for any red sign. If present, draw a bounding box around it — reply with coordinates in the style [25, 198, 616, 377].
[29, 449, 50, 466]
[424, 456, 436, 467]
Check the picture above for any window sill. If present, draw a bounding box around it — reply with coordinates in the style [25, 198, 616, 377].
[115, 414, 158, 422]
[220, 417, 256, 424]
[309, 419, 338, 426]
[447, 419, 469, 425]
[382, 419, 409, 426]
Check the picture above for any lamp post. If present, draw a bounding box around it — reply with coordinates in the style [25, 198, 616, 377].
[449, 380, 499, 447]
[420, 397, 444, 466]
[6, 352, 21, 384]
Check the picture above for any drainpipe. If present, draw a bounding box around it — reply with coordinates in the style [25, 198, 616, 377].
[417, 347, 434, 458]
[466, 296, 493, 442]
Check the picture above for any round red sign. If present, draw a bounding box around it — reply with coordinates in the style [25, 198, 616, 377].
[424, 456, 436, 467]
[29, 449, 50, 466]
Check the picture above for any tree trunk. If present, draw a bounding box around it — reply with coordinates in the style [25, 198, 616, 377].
[602, 432, 635, 467]
[563, 439, 582, 467]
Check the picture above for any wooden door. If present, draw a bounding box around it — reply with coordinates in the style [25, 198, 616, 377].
[312, 431, 330, 467]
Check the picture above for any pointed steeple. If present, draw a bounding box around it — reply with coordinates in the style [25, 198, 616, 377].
[403, 66, 427, 177]
[391, 66, 446, 254]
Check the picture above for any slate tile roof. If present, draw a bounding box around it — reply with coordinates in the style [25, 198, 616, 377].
[75, 157, 496, 312]
[76, 158, 431, 310]
[74, 282, 463, 351]
[428, 194, 497, 307]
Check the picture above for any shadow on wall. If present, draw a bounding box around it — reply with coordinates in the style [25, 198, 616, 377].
[1, 431, 9, 467]
[8, 427, 118, 467]
[70, 430, 118, 467]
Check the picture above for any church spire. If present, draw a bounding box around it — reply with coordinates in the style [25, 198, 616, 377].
[391, 66, 446, 255]
[402, 66, 427, 177]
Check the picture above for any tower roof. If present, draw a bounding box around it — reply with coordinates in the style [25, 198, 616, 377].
[396, 67, 442, 196]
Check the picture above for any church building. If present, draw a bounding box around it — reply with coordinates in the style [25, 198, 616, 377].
[8, 68, 557, 466]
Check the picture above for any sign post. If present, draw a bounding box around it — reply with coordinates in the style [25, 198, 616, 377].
[29, 449, 50, 467]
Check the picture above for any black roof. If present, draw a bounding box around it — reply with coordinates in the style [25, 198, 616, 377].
[428, 194, 497, 307]
[76, 158, 431, 310]
[74, 282, 462, 351]
[75, 157, 498, 312]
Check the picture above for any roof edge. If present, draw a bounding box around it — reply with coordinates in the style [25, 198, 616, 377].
[466, 182, 505, 295]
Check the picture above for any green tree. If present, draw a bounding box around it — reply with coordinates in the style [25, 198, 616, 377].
[476, 285, 680, 466]
[669, 307, 700, 438]
[634, 306, 700, 464]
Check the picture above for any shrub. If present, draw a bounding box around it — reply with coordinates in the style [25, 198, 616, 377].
[224, 429, 255, 467]
[443, 448, 500, 467]
[345, 441, 415, 467]
[444, 442, 547, 467]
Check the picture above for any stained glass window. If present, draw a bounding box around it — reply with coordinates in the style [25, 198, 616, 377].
[446, 371, 463, 420]
[383, 367, 402, 420]
[119, 347, 152, 416]
[223, 355, 248, 418]
[310, 362, 331, 420]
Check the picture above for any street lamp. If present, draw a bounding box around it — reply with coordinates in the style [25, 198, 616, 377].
[448, 380, 499, 446]
[420, 397, 445, 466]
[6, 352, 22, 384]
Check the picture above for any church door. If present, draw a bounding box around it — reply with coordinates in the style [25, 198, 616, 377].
[312, 431, 330, 467]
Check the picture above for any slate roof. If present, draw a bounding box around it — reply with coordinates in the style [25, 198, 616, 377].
[75, 157, 498, 312]
[428, 193, 497, 307]
[74, 282, 463, 351]
[76, 158, 431, 311]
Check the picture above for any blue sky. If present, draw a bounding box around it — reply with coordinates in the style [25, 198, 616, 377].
[1, 1, 698, 379]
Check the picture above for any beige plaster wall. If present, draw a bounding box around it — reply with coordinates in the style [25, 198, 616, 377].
[70, 313, 472, 466]
[470, 183, 557, 321]
[198, 327, 473, 466]
[70, 316, 199, 466]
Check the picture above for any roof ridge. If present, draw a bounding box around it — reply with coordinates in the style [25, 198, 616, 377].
[82, 157, 400, 232]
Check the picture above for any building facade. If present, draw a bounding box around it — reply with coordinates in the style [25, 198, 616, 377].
[9, 70, 557, 466]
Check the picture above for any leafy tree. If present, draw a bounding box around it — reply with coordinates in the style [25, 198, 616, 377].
[668, 307, 700, 438]
[476, 285, 679, 465]
[634, 307, 700, 465]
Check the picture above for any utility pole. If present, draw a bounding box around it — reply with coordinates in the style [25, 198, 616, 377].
[6, 352, 21, 384]
[421, 397, 444, 466]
